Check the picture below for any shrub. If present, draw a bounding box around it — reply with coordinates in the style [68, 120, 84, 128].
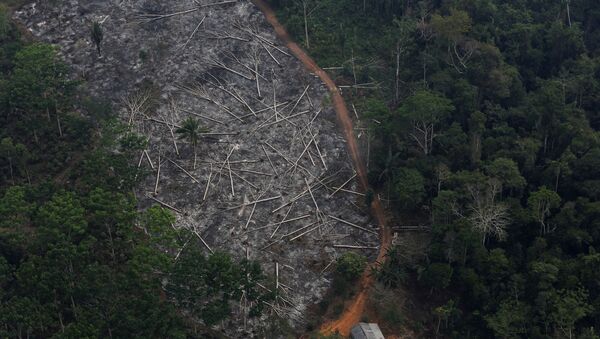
[335, 252, 367, 282]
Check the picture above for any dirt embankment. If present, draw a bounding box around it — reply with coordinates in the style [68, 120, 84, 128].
[251, 0, 392, 336]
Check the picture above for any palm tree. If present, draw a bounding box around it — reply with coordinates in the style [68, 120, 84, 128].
[176, 117, 206, 169]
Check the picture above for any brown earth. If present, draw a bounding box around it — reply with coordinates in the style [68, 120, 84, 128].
[250, 0, 393, 336]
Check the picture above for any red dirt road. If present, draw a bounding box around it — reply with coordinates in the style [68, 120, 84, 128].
[252, 1, 392, 336]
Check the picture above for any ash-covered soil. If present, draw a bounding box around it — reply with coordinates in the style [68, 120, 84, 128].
[15, 0, 379, 336]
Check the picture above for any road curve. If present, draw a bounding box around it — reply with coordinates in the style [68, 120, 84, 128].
[251, 0, 392, 336]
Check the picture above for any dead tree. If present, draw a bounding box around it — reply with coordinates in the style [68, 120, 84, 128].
[454, 179, 510, 246]
[180, 15, 206, 50]
[123, 88, 153, 126]
[447, 39, 477, 74]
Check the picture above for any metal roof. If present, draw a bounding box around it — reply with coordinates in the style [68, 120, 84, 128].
[350, 322, 385, 339]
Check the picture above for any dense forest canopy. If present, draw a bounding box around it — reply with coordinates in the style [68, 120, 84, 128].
[270, 0, 600, 337]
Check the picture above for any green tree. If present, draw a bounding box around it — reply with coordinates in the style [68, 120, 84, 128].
[86, 188, 137, 263]
[8, 43, 75, 138]
[376, 247, 407, 288]
[0, 185, 33, 229]
[430, 9, 475, 73]
[335, 252, 367, 282]
[544, 150, 575, 191]
[1, 137, 18, 182]
[529, 260, 560, 291]
[361, 98, 393, 137]
[392, 167, 425, 209]
[140, 205, 179, 249]
[396, 90, 454, 155]
[433, 299, 461, 337]
[484, 248, 512, 286]
[168, 247, 271, 326]
[528, 186, 561, 235]
[485, 299, 530, 339]
[0, 4, 9, 40]
[0, 137, 31, 184]
[484, 157, 526, 194]
[436, 122, 469, 166]
[36, 191, 87, 244]
[175, 117, 206, 169]
[430, 9, 472, 42]
[549, 288, 592, 339]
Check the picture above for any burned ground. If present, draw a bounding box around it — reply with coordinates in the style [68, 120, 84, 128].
[14, 0, 378, 335]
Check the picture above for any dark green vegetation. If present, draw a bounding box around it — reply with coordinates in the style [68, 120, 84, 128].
[176, 117, 208, 170]
[306, 252, 367, 332]
[90, 22, 103, 56]
[333, 252, 366, 297]
[271, 0, 600, 337]
[0, 8, 273, 338]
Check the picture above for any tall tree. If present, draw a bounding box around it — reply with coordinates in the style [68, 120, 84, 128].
[484, 157, 526, 194]
[549, 288, 592, 339]
[528, 186, 561, 235]
[485, 299, 530, 339]
[396, 90, 454, 155]
[8, 44, 75, 137]
[90, 22, 103, 56]
[0, 4, 9, 40]
[466, 179, 510, 246]
[430, 8, 476, 73]
[175, 117, 206, 169]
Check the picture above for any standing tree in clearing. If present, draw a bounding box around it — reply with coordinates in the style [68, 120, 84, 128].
[90, 22, 103, 56]
[176, 117, 206, 169]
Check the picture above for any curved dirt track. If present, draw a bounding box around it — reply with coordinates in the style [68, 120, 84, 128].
[251, 0, 392, 336]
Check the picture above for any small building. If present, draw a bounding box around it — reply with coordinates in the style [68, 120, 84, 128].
[350, 322, 385, 339]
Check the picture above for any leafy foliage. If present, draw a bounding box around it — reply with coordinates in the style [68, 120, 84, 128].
[176, 117, 207, 169]
[0, 20, 272, 337]
[335, 252, 367, 282]
[272, 0, 600, 336]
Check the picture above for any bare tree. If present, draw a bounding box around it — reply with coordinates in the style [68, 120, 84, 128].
[297, 0, 319, 49]
[122, 88, 153, 126]
[446, 39, 476, 74]
[303, 0, 309, 49]
[467, 179, 510, 246]
[393, 19, 415, 104]
[454, 179, 510, 246]
[565, 0, 572, 27]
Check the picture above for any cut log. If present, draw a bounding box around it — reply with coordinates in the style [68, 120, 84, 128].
[328, 215, 377, 235]
[168, 159, 200, 183]
[329, 173, 357, 198]
[333, 244, 378, 250]
[193, 229, 214, 253]
[181, 15, 206, 50]
[149, 196, 183, 214]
